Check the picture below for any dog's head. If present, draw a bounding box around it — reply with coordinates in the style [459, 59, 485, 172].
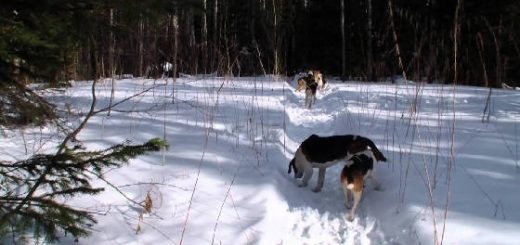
[288, 158, 304, 179]
[312, 70, 323, 83]
[288, 147, 308, 179]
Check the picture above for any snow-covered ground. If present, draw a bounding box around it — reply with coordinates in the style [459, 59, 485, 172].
[2, 76, 520, 244]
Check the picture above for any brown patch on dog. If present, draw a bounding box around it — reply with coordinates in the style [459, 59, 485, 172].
[351, 171, 365, 192]
[340, 168, 364, 192]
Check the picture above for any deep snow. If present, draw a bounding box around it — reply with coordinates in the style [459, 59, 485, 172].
[2, 75, 520, 244]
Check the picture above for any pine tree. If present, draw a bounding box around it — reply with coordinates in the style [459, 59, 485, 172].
[0, 138, 169, 242]
[0, 2, 173, 242]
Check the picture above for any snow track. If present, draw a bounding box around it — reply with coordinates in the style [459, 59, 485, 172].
[268, 82, 392, 245]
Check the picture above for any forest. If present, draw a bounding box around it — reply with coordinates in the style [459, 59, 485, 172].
[2, 0, 519, 87]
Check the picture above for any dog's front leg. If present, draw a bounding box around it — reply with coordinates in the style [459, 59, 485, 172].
[313, 167, 326, 192]
[299, 167, 313, 187]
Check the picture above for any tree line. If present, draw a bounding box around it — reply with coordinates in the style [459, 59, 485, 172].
[2, 0, 519, 87]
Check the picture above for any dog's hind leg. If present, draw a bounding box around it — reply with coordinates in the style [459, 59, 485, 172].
[342, 183, 352, 208]
[313, 168, 326, 192]
[347, 190, 362, 222]
[347, 172, 364, 222]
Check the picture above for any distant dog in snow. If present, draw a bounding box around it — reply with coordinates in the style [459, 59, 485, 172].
[287, 134, 387, 192]
[340, 149, 382, 222]
[295, 73, 318, 109]
[295, 70, 328, 109]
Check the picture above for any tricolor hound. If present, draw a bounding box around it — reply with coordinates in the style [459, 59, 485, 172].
[340, 149, 382, 222]
[287, 134, 387, 192]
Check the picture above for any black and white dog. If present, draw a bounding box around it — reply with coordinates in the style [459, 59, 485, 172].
[340, 149, 381, 222]
[287, 134, 387, 192]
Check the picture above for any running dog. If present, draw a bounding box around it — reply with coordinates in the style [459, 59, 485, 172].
[287, 134, 387, 192]
[340, 149, 381, 222]
[294, 70, 328, 109]
[295, 73, 318, 109]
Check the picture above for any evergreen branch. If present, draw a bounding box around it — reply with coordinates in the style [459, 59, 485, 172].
[36, 186, 105, 199]
[0, 136, 168, 240]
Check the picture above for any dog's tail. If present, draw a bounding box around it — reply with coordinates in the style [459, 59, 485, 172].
[288, 158, 296, 174]
[341, 165, 355, 190]
[360, 136, 387, 162]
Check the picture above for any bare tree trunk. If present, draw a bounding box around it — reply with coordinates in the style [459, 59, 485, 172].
[202, 0, 208, 74]
[341, 0, 346, 79]
[482, 17, 502, 88]
[453, 0, 462, 84]
[476, 32, 489, 87]
[272, 0, 279, 75]
[494, 17, 503, 88]
[366, 0, 373, 81]
[172, 11, 179, 83]
[479, 21, 494, 122]
[108, 9, 115, 79]
[173, 13, 178, 79]
[108, 8, 116, 116]
[388, 0, 407, 82]
[138, 18, 145, 77]
[187, 10, 198, 74]
[213, 0, 219, 72]
[250, 0, 257, 45]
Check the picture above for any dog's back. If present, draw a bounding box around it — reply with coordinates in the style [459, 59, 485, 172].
[301, 134, 387, 163]
[288, 134, 386, 193]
